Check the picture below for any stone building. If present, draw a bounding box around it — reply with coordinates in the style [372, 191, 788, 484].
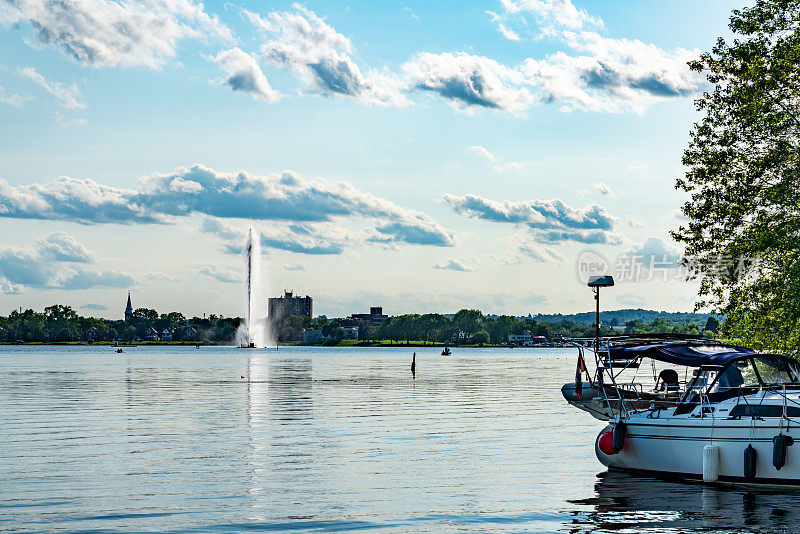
[268, 290, 313, 323]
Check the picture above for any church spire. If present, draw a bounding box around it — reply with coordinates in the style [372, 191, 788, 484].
[125, 292, 133, 322]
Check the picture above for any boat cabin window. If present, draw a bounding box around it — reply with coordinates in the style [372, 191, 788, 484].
[729, 404, 800, 418]
[707, 361, 752, 393]
[683, 369, 718, 401]
[704, 356, 800, 394]
[751, 356, 800, 385]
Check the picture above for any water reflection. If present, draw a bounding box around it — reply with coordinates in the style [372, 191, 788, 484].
[4, 346, 800, 533]
[267, 356, 314, 424]
[568, 470, 800, 533]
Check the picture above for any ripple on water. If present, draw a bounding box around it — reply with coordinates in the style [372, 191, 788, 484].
[2, 345, 798, 533]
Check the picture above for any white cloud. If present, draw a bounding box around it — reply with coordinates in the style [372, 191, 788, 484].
[1, 0, 231, 68]
[671, 208, 690, 222]
[143, 271, 186, 282]
[494, 161, 524, 173]
[433, 258, 473, 272]
[444, 193, 621, 245]
[248, 5, 408, 106]
[58, 270, 134, 290]
[81, 303, 107, 310]
[0, 164, 455, 248]
[0, 84, 27, 107]
[522, 31, 702, 113]
[285, 262, 306, 271]
[0, 232, 133, 292]
[0, 175, 153, 224]
[521, 292, 548, 305]
[497, 22, 521, 41]
[499, 0, 603, 32]
[1, 281, 23, 294]
[400, 28, 699, 115]
[201, 216, 345, 256]
[443, 193, 615, 229]
[617, 293, 646, 307]
[594, 182, 613, 196]
[403, 7, 419, 20]
[403, 51, 536, 113]
[627, 215, 646, 228]
[19, 67, 84, 109]
[621, 236, 682, 271]
[212, 48, 280, 102]
[518, 243, 565, 264]
[54, 112, 88, 127]
[37, 232, 95, 263]
[199, 265, 242, 283]
[466, 145, 496, 161]
[487, 10, 521, 41]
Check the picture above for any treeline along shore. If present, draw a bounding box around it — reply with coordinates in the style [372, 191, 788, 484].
[0, 305, 719, 346]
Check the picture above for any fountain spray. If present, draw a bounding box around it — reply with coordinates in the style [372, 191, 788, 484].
[237, 226, 271, 348]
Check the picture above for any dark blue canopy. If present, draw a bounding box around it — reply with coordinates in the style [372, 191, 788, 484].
[608, 342, 755, 367]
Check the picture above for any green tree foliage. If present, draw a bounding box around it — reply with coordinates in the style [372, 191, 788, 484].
[452, 309, 483, 343]
[705, 316, 720, 333]
[1, 306, 712, 345]
[673, 0, 800, 352]
[299, 310, 707, 345]
[0, 305, 242, 344]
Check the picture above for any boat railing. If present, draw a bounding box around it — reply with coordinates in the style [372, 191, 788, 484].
[571, 334, 726, 420]
[617, 382, 643, 397]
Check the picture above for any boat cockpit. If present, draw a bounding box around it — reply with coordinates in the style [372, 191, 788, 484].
[562, 334, 800, 421]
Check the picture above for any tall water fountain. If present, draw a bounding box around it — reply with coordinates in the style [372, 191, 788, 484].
[237, 226, 271, 348]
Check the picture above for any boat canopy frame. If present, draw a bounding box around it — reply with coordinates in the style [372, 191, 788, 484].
[606, 338, 756, 368]
[572, 334, 799, 420]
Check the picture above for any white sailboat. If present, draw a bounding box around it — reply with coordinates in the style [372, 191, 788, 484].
[563, 276, 800, 486]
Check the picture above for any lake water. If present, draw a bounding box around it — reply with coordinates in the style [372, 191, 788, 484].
[2, 345, 800, 533]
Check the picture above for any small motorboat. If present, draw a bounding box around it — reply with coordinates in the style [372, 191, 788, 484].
[441, 347, 451, 356]
[115, 348, 124, 353]
[563, 275, 800, 486]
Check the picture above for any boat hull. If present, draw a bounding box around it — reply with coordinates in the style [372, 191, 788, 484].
[597, 420, 800, 486]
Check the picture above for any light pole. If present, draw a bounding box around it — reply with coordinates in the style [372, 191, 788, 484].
[588, 275, 614, 356]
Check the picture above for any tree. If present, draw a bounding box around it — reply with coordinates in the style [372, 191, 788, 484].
[122, 325, 136, 341]
[487, 315, 516, 344]
[322, 319, 342, 338]
[390, 314, 420, 344]
[673, 0, 800, 352]
[418, 313, 446, 344]
[705, 316, 720, 333]
[471, 331, 489, 346]
[56, 328, 74, 342]
[452, 309, 483, 344]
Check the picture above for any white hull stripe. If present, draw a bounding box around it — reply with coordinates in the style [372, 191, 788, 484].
[627, 433, 784, 443]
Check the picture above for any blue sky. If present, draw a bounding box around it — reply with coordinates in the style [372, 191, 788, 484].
[0, 0, 741, 318]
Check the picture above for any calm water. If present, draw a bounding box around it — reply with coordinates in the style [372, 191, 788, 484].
[2, 345, 800, 533]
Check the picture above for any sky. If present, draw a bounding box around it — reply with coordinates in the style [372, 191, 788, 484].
[0, 0, 742, 319]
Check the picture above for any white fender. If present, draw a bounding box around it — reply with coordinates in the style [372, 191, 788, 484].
[703, 444, 720, 482]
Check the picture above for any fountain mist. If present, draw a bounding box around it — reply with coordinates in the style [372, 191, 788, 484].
[236, 226, 271, 348]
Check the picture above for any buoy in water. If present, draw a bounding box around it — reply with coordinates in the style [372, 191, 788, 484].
[744, 444, 758, 480]
[773, 434, 794, 470]
[411, 352, 416, 378]
[598, 431, 616, 456]
[703, 444, 720, 482]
